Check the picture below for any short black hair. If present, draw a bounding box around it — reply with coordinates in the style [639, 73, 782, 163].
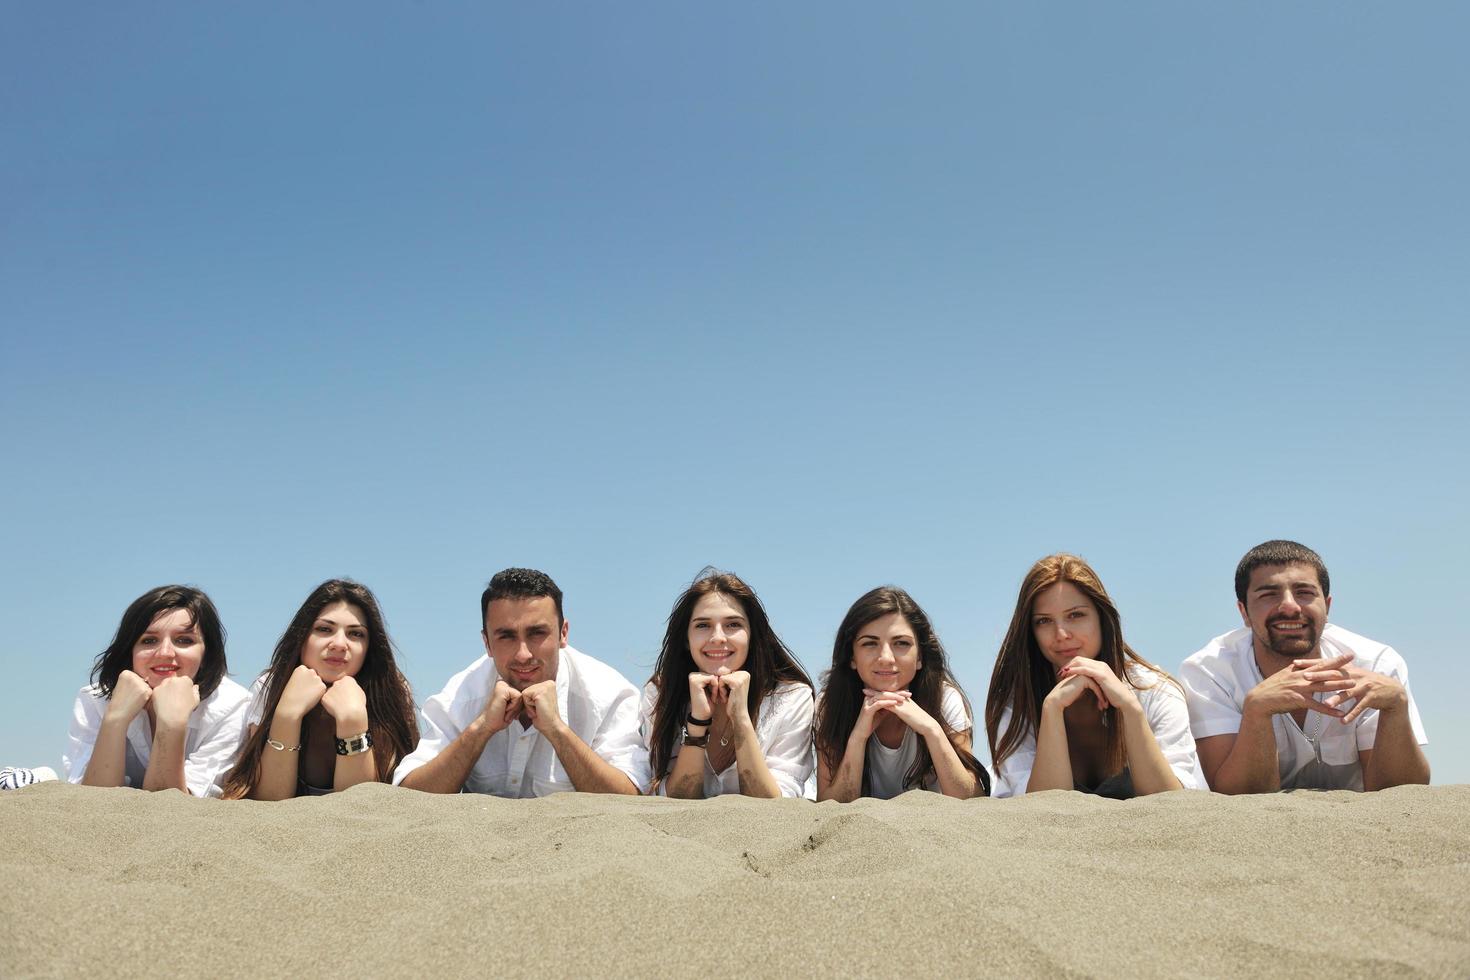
[90, 585, 229, 700]
[480, 568, 564, 627]
[1234, 540, 1330, 603]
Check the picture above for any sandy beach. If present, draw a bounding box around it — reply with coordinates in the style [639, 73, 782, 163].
[2, 782, 1467, 978]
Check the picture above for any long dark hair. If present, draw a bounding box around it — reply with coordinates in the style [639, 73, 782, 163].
[220, 579, 418, 799]
[645, 569, 812, 789]
[90, 585, 228, 699]
[815, 586, 989, 796]
[984, 554, 1176, 780]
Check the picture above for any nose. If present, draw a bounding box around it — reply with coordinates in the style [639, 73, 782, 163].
[877, 643, 896, 665]
[513, 640, 534, 662]
[1278, 593, 1301, 615]
[1055, 624, 1071, 640]
[710, 624, 727, 645]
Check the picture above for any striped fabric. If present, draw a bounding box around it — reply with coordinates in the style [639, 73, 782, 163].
[0, 766, 59, 790]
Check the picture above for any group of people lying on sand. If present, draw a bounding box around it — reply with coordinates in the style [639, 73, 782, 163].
[50, 539, 1429, 802]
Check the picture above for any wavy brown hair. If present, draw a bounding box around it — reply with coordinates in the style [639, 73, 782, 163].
[645, 569, 812, 790]
[90, 585, 229, 700]
[815, 586, 989, 796]
[984, 554, 1176, 784]
[220, 580, 418, 799]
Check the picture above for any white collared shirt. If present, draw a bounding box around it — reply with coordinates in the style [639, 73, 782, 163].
[63, 677, 253, 798]
[1180, 624, 1427, 791]
[392, 646, 650, 797]
[638, 680, 815, 799]
[991, 666, 1208, 798]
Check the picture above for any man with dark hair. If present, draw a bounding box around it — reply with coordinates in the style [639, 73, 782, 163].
[394, 568, 649, 796]
[1180, 541, 1429, 793]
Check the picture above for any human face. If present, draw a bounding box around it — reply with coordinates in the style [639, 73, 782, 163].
[300, 601, 369, 683]
[1030, 582, 1103, 672]
[849, 612, 920, 692]
[483, 596, 566, 691]
[130, 607, 206, 689]
[1239, 562, 1331, 660]
[687, 592, 750, 674]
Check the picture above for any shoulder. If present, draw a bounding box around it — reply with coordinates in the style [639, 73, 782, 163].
[1180, 628, 1253, 685]
[1126, 664, 1185, 705]
[199, 675, 253, 723]
[939, 683, 972, 727]
[1322, 624, 1405, 673]
[768, 680, 814, 709]
[563, 647, 638, 698]
[433, 654, 498, 704]
[70, 684, 106, 722]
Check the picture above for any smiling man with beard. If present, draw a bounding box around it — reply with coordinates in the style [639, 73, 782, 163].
[1180, 540, 1429, 793]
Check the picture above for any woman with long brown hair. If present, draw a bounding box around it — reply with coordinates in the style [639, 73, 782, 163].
[814, 586, 989, 801]
[984, 554, 1205, 798]
[639, 569, 815, 798]
[221, 579, 418, 800]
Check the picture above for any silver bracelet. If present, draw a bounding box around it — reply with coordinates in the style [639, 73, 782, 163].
[266, 737, 301, 752]
[336, 731, 373, 756]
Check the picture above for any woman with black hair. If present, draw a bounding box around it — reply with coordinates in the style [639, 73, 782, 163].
[64, 585, 251, 797]
[814, 586, 989, 801]
[221, 579, 417, 800]
[640, 570, 815, 798]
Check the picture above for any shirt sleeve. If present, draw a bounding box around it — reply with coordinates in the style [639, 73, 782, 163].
[588, 680, 653, 794]
[989, 706, 1035, 799]
[1138, 678, 1209, 791]
[63, 687, 104, 783]
[1178, 653, 1245, 740]
[183, 687, 252, 799]
[940, 685, 972, 733]
[391, 683, 468, 787]
[759, 685, 815, 799]
[1352, 644, 1429, 752]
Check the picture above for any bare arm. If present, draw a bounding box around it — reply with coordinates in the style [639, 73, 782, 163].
[664, 721, 709, 799]
[923, 727, 982, 800]
[1357, 704, 1430, 792]
[80, 716, 133, 788]
[142, 677, 199, 794]
[1196, 706, 1282, 794]
[1025, 699, 1074, 793]
[324, 678, 377, 793]
[1114, 702, 1182, 796]
[541, 721, 639, 795]
[399, 715, 497, 794]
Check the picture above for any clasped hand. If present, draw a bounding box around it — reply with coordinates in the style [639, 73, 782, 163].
[107, 670, 199, 729]
[481, 679, 562, 736]
[1047, 658, 1139, 715]
[687, 669, 753, 724]
[1257, 651, 1408, 725]
[854, 687, 936, 739]
[278, 664, 368, 728]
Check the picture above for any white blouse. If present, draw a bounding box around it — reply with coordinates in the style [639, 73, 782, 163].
[991, 667, 1207, 798]
[639, 680, 815, 799]
[63, 677, 253, 798]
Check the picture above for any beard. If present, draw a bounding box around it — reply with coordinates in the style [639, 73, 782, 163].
[1260, 617, 1321, 657]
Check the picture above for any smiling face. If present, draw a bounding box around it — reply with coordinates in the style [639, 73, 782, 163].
[300, 601, 369, 683]
[1239, 562, 1331, 660]
[483, 596, 566, 691]
[1030, 581, 1103, 672]
[130, 607, 205, 688]
[849, 612, 920, 692]
[687, 592, 750, 674]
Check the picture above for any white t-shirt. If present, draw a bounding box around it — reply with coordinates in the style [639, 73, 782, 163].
[1179, 624, 1428, 791]
[392, 646, 651, 797]
[991, 666, 1207, 798]
[863, 684, 972, 800]
[63, 676, 253, 798]
[638, 680, 815, 799]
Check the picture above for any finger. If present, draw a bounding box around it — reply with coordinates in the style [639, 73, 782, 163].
[1340, 698, 1372, 725]
[1299, 697, 1345, 718]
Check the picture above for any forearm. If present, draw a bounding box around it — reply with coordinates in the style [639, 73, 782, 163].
[251, 717, 305, 802]
[732, 721, 780, 798]
[1117, 707, 1182, 796]
[80, 719, 130, 788]
[922, 728, 979, 799]
[1210, 708, 1281, 795]
[399, 722, 493, 794]
[331, 714, 377, 792]
[1363, 708, 1430, 791]
[664, 745, 708, 799]
[1025, 705, 1073, 793]
[819, 735, 869, 803]
[142, 723, 190, 793]
[544, 723, 638, 795]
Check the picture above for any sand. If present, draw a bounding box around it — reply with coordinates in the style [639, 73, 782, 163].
[2, 783, 1468, 978]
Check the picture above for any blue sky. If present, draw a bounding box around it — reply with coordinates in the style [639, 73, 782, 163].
[3, 3, 1467, 783]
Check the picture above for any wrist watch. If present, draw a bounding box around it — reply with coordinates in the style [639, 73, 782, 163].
[681, 726, 710, 748]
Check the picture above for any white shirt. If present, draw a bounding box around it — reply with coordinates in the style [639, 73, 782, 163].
[63, 677, 253, 798]
[991, 666, 1207, 798]
[1179, 624, 1428, 791]
[392, 646, 650, 797]
[864, 684, 972, 800]
[638, 680, 815, 799]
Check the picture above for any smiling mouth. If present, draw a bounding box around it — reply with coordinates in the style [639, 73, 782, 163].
[150, 665, 179, 675]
